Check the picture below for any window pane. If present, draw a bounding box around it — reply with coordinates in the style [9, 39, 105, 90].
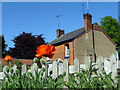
[65, 44, 69, 57]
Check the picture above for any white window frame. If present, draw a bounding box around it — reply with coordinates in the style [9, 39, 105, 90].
[65, 44, 69, 57]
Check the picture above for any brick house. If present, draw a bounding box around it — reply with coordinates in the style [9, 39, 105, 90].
[48, 13, 116, 65]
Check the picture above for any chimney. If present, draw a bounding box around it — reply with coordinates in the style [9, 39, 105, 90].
[84, 13, 92, 32]
[56, 29, 64, 38]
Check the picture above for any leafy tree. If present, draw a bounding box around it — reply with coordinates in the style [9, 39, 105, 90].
[100, 16, 120, 58]
[2, 35, 8, 58]
[8, 32, 46, 59]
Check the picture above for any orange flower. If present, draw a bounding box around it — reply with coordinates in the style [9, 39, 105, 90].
[36, 44, 49, 57]
[35, 44, 56, 58]
[4, 55, 13, 62]
[48, 45, 56, 58]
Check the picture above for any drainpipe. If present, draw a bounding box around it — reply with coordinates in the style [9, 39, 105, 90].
[92, 28, 96, 62]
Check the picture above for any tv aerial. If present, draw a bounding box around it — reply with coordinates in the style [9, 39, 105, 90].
[83, 0, 89, 14]
[56, 15, 62, 29]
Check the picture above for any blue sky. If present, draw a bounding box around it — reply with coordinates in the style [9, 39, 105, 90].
[2, 2, 118, 50]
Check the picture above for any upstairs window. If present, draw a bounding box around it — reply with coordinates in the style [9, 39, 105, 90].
[65, 44, 69, 57]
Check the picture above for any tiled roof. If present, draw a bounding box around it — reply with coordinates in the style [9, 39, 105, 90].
[48, 28, 86, 45]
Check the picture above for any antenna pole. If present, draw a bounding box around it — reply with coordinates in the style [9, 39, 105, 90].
[56, 15, 62, 29]
[87, 0, 89, 13]
[83, 0, 84, 14]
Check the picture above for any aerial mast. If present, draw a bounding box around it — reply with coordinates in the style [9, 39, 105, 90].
[83, 0, 84, 14]
[56, 15, 62, 29]
[87, 0, 89, 13]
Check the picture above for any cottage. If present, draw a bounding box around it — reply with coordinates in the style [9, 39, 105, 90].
[48, 13, 116, 65]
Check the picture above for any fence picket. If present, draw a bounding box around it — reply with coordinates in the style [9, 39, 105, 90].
[63, 59, 69, 82]
[110, 54, 117, 80]
[12, 65, 17, 72]
[31, 63, 38, 76]
[96, 56, 104, 74]
[22, 64, 27, 74]
[52, 60, 58, 79]
[74, 58, 80, 73]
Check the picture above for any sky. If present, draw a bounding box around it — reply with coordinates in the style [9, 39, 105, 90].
[2, 2, 119, 50]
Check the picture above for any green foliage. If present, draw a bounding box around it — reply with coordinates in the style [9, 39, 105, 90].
[40, 71, 43, 76]
[62, 72, 66, 76]
[43, 75, 65, 88]
[10, 68, 13, 73]
[5, 66, 9, 73]
[40, 59, 45, 65]
[100, 16, 120, 42]
[89, 52, 92, 56]
[15, 69, 19, 75]
[33, 57, 38, 63]
[41, 67, 45, 72]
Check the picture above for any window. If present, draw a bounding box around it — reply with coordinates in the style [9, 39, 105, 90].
[116, 50, 119, 60]
[65, 44, 69, 57]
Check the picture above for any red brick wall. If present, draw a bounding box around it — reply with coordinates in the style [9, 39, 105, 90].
[51, 41, 74, 65]
[1, 58, 33, 65]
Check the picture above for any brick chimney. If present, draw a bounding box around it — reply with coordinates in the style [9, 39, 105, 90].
[84, 13, 92, 32]
[56, 29, 64, 38]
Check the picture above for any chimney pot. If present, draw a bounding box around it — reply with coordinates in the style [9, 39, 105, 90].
[56, 29, 64, 38]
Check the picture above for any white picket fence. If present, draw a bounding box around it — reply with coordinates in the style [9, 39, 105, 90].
[0, 54, 118, 81]
[117, 60, 120, 68]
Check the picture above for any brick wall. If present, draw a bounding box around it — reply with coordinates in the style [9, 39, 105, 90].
[51, 41, 74, 65]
